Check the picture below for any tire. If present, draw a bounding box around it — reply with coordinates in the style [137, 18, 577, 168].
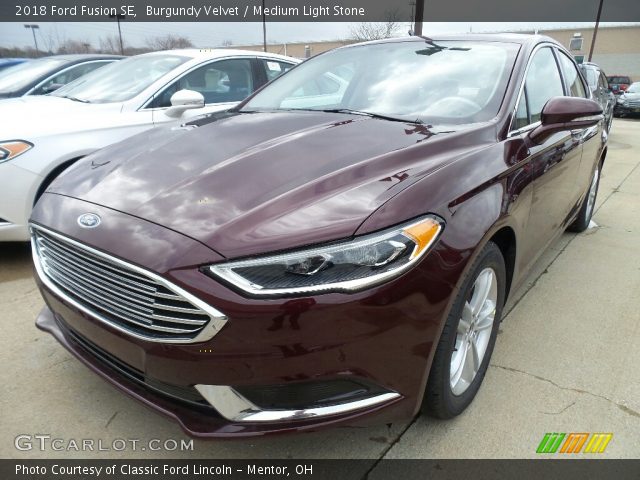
[423, 241, 506, 419]
[568, 162, 601, 233]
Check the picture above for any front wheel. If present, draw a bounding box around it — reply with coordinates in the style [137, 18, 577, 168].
[423, 241, 506, 419]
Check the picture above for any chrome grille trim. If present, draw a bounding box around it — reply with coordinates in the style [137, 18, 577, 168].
[30, 224, 228, 343]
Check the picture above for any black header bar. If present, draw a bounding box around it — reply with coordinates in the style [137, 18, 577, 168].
[2, 0, 640, 22]
[2, 459, 640, 480]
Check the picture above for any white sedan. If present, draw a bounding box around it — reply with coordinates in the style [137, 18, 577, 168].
[0, 49, 298, 241]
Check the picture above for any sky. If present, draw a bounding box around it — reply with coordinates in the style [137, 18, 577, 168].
[0, 22, 637, 50]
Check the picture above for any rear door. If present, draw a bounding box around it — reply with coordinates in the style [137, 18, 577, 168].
[556, 50, 601, 196]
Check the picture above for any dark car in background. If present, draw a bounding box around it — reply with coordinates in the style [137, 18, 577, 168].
[614, 82, 640, 117]
[0, 58, 28, 72]
[607, 75, 632, 95]
[30, 34, 606, 437]
[580, 62, 615, 132]
[0, 54, 122, 98]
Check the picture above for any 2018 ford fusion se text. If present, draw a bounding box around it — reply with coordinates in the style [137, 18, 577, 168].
[30, 34, 606, 437]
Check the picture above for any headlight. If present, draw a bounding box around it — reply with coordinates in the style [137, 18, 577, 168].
[208, 216, 444, 296]
[0, 140, 33, 164]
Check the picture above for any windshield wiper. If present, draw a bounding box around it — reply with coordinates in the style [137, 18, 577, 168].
[319, 108, 423, 124]
[61, 95, 90, 103]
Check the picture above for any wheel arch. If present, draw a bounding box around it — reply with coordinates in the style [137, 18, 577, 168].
[487, 226, 517, 303]
[599, 145, 608, 167]
[34, 156, 84, 205]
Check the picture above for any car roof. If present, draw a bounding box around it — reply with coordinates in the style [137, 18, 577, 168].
[38, 54, 123, 61]
[140, 48, 299, 63]
[345, 33, 561, 49]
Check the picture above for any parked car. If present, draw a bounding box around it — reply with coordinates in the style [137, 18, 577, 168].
[606, 75, 632, 95]
[0, 58, 29, 72]
[0, 49, 298, 241]
[30, 34, 605, 437]
[579, 62, 615, 132]
[614, 81, 640, 117]
[0, 54, 121, 98]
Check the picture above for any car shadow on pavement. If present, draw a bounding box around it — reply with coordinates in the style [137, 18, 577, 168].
[0, 241, 33, 283]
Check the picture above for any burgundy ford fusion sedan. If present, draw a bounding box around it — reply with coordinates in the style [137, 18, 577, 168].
[30, 34, 605, 437]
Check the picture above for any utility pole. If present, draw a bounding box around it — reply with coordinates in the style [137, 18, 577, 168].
[414, 0, 424, 36]
[409, 1, 416, 34]
[262, 0, 267, 52]
[109, 13, 125, 55]
[588, 0, 604, 62]
[24, 24, 39, 54]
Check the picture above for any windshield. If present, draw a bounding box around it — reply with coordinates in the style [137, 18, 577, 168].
[608, 76, 630, 84]
[242, 40, 519, 124]
[0, 58, 67, 93]
[52, 54, 190, 103]
[626, 83, 639, 93]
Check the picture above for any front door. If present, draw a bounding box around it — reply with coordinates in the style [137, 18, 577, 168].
[514, 47, 584, 267]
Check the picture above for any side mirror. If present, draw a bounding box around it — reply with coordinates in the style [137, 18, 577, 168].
[165, 89, 205, 118]
[528, 96, 602, 145]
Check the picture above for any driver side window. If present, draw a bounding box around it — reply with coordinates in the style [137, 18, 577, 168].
[147, 58, 254, 108]
[512, 47, 564, 130]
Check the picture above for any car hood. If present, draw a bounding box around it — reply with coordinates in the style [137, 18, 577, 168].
[48, 110, 492, 259]
[0, 96, 123, 138]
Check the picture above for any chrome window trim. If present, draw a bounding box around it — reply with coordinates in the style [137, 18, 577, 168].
[507, 42, 560, 136]
[26, 60, 115, 96]
[507, 120, 541, 139]
[195, 384, 400, 423]
[30, 223, 228, 344]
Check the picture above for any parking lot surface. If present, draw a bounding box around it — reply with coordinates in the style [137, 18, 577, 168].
[1, 119, 638, 468]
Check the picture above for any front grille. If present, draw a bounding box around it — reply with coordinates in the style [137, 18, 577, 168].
[626, 100, 640, 108]
[31, 225, 226, 342]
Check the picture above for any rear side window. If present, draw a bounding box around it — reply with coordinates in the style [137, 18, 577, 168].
[525, 48, 565, 123]
[599, 73, 608, 89]
[583, 67, 597, 89]
[557, 52, 587, 98]
[261, 59, 294, 81]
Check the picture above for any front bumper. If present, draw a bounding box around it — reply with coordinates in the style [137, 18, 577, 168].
[0, 162, 44, 241]
[31, 193, 453, 437]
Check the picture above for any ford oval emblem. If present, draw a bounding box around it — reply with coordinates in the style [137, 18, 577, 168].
[77, 213, 101, 229]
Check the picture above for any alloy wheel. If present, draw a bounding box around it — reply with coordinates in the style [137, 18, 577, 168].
[450, 267, 498, 395]
[586, 166, 600, 222]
